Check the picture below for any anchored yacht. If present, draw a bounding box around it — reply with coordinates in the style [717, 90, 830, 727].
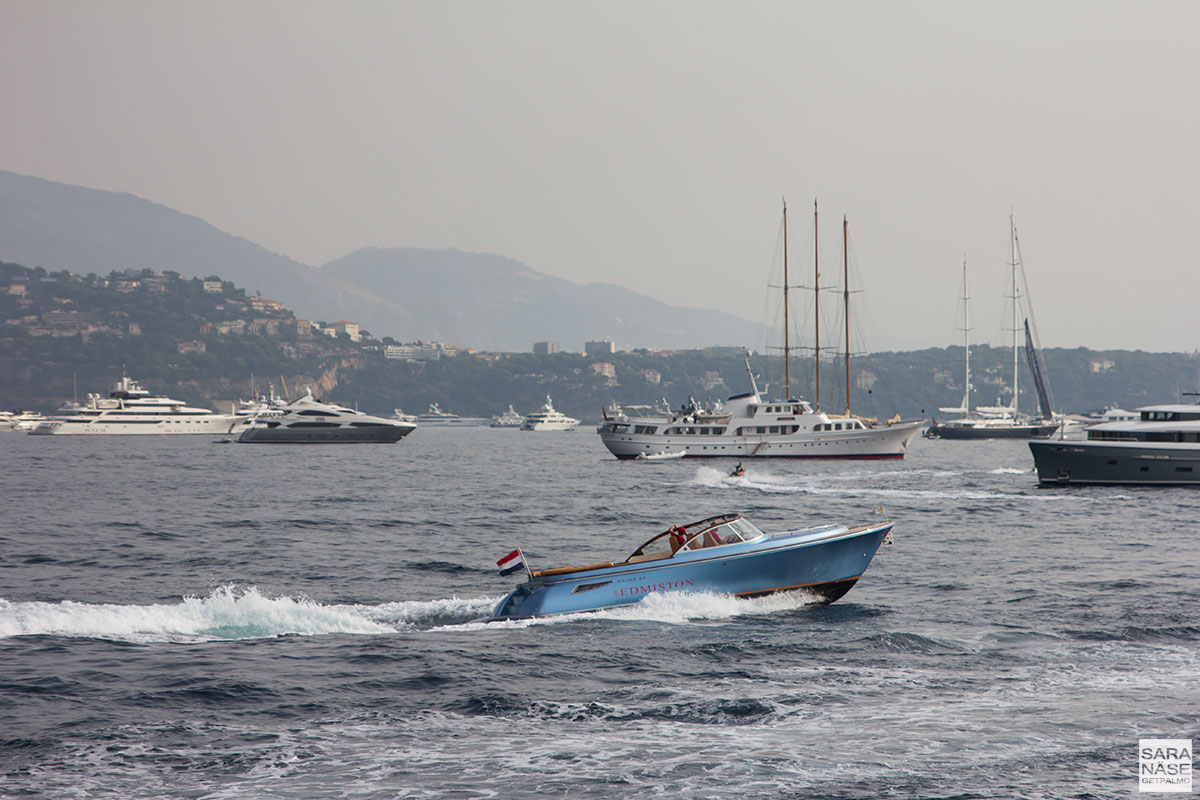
[598, 201, 923, 460]
[521, 396, 580, 431]
[30, 375, 246, 435]
[236, 390, 417, 443]
[1029, 398, 1200, 485]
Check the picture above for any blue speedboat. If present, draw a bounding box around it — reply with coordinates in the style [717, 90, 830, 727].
[490, 513, 893, 620]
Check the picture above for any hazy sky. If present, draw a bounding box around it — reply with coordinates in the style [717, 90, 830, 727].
[3, 1, 1198, 351]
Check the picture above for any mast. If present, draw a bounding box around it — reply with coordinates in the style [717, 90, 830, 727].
[783, 200, 791, 400]
[843, 216, 851, 416]
[813, 200, 821, 411]
[1009, 214, 1019, 416]
[962, 258, 971, 414]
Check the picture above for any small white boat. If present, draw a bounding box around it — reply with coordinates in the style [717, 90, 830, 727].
[634, 450, 686, 461]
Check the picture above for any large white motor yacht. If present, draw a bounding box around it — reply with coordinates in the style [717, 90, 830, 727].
[30, 375, 247, 435]
[521, 396, 580, 431]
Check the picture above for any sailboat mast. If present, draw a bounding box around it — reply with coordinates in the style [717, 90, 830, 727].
[843, 215, 851, 416]
[962, 258, 971, 414]
[783, 201, 791, 400]
[813, 200, 821, 411]
[1009, 214, 1019, 416]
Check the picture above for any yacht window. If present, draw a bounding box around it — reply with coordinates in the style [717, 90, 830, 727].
[287, 421, 339, 428]
[298, 409, 335, 417]
[634, 425, 658, 435]
[769, 426, 779, 434]
[350, 422, 386, 427]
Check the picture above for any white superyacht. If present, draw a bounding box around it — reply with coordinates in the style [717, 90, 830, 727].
[30, 374, 247, 435]
[520, 396, 580, 431]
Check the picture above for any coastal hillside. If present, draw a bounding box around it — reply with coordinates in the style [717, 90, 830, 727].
[1, 259, 1195, 420]
[0, 170, 761, 351]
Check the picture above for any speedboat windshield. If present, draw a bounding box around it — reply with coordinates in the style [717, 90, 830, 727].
[626, 514, 756, 561]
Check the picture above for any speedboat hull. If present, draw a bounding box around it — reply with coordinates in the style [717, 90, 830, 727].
[1030, 439, 1200, 485]
[491, 519, 893, 620]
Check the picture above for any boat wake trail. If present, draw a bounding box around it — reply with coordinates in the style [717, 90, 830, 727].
[0, 585, 498, 643]
[693, 466, 806, 494]
[439, 589, 826, 632]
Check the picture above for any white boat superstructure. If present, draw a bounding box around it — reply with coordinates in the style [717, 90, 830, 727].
[416, 403, 487, 427]
[236, 389, 417, 444]
[1, 410, 48, 431]
[490, 405, 524, 428]
[521, 396, 580, 431]
[29, 375, 247, 435]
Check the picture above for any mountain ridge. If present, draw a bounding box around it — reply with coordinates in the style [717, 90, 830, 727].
[0, 169, 762, 351]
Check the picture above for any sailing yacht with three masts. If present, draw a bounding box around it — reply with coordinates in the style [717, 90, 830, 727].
[597, 201, 924, 460]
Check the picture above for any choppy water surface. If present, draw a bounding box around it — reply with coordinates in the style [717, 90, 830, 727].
[1, 430, 1196, 799]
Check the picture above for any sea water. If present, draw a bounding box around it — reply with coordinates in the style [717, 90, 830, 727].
[1, 430, 1197, 799]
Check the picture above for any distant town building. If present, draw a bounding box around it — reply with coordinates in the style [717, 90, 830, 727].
[641, 369, 662, 385]
[385, 343, 442, 362]
[8, 284, 27, 296]
[330, 321, 361, 341]
[856, 370, 878, 390]
[699, 370, 725, 391]
[592, 362, 617, 386]
[127, 322, 141, 336]
[203, 281, 224, 294]
[248, 297, 285, 313]
[585, 339, 615, 356]
[177, 340, 206, 354]
[1091, 358, 1115, 373]
[533, 340, 559, 355]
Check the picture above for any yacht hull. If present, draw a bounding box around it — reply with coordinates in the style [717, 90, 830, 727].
[491, 521, 893, 620]
[1030, 439, 1200, 485]
[929, 422, 1059, 440]
[599, 420, 922, 460]
[236, 424, 414, 444]
[30, 417, 243, 435]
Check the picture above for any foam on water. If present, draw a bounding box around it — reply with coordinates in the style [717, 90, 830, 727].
[0, 585, 407, 643]
[436, 589, 824, 632]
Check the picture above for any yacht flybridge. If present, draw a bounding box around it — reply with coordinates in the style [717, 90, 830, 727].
[598, 201, 923, 460]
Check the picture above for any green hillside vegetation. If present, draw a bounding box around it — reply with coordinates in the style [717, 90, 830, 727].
[1, 260, 1196, 420]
